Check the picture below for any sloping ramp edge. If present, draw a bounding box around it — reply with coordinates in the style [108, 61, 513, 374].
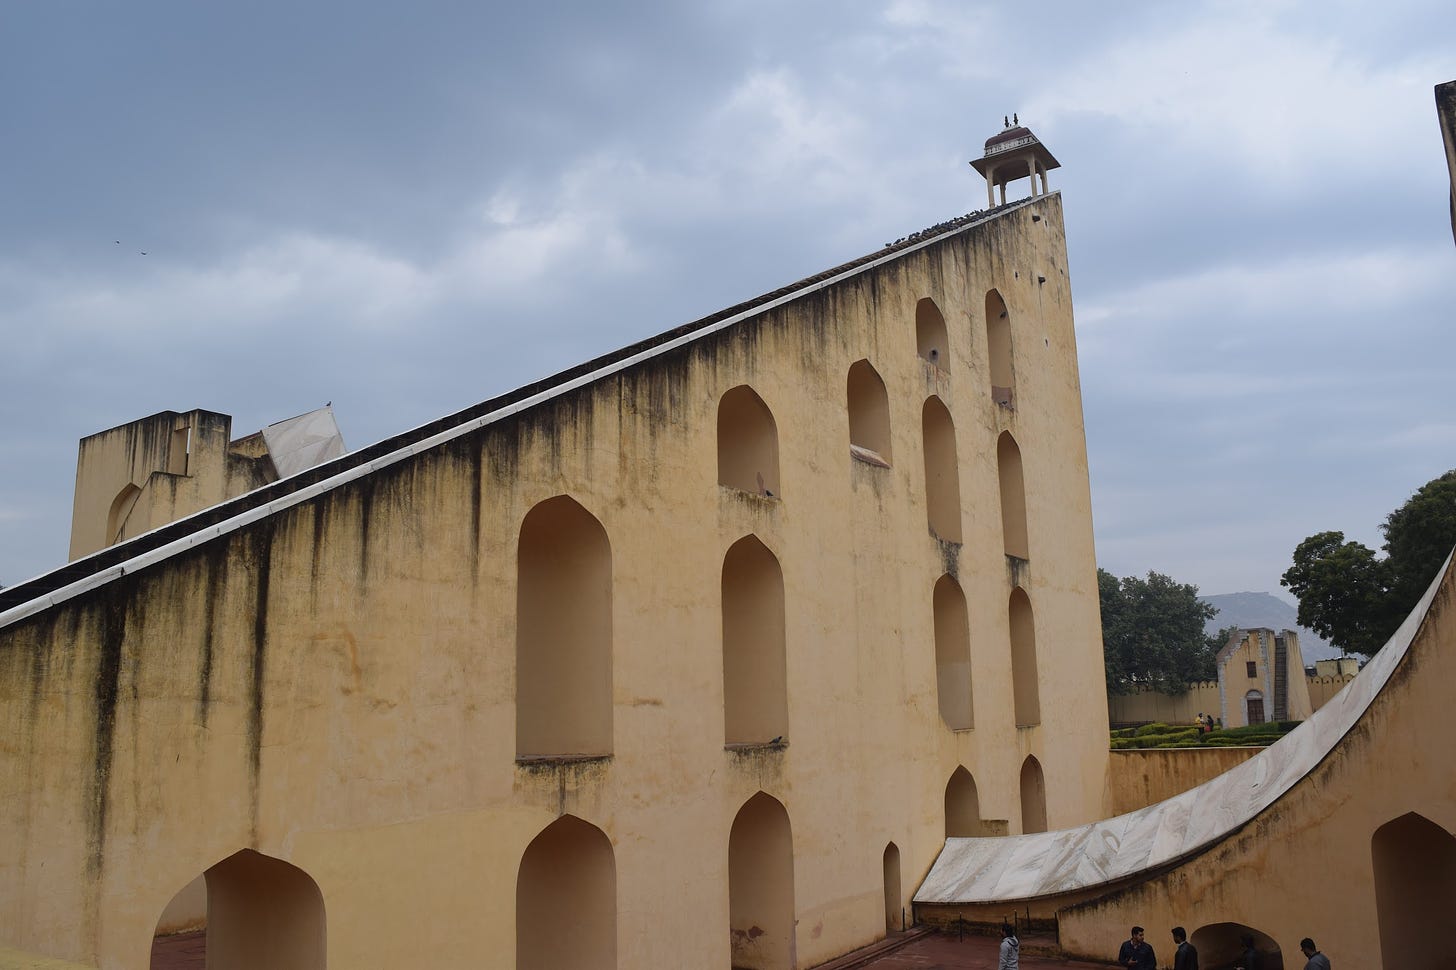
[915, 552, 1453, 904]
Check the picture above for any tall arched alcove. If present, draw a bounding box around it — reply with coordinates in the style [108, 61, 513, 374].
[986, 289, 1013, 406]
[1019, 756, 1047, 834]
[1008, 588, 1041, 727]
[921, 397, 962, 542]
[1189, 922, 1284, 970]
[198, 849, 326, 970]
[847, 359, 893, 463]
[729, 792, 796, 970]
[916, 297, 949, 367]
[722, 535, 789, 746]
[516, 815, 617, 970]
[944, 766, 983, 838]
[1373, 812, 1456, 969]
[516, 495, 613, 758]
[933, 575, 973, 730]
[719, 385, 781, 496]
[996, 432, 1029, 560]
[882, 843, 902, 934]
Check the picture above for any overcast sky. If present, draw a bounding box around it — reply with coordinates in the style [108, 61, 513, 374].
[2, 0, 1453, 600]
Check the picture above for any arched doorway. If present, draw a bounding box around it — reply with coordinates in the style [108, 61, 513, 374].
[1244, 689, 1265, 725]
[729, 792, 795, 970]
[722, 535, 789, 746]
[150, 849, 327, 970]
[882, 842, 902, 934]
[517, 815, 617, 970]
[1189, 922, 1283, 969]
[1019, 756, 1047, 834]
[944, 766, 983, 838]
[1373, 812, 1456, 968]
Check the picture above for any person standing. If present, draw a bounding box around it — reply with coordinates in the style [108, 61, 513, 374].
[1118, 925, 1157, 970]
[1300, 937, 1331, 970]
[998, 922, 1020, 970]
[1236, 932, 1262, 970]
[1172, 926, 1199, 970]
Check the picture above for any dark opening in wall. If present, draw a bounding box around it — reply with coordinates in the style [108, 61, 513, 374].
[1009, 587, 1041, 728]
[944, 766, 983, 837]
[916, 297, 949, 368]
[722, 535, 789, 746]
[718, 385, 781, 497]
[847, 359, 892, 465]
[933, 574, 973, 730]
[921, 397, 962, 542]
[1019, 756, 1047, 833]
[729, 792, 796, 970]
[996, 432, 1029, 559]
[516, 495, 613, 759]
[517, 815, 617, 970]
[1373, 813, 1456, 969]
[986, 289, 1014, 407]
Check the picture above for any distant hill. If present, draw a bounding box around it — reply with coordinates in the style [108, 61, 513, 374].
[1200, 591, 1343, 663]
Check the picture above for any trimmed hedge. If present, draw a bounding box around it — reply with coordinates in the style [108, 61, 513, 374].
[1109, 719, 1301, 750]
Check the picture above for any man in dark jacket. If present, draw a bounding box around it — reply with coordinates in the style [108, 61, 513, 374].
[1118, 926, 1157, 970]
[1172, 926, 1199, 970]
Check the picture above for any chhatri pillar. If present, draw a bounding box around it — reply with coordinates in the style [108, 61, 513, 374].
[970, 116, 1061, 209]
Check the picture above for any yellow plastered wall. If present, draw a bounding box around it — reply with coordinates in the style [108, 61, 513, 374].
[1, 197, 1108, 969]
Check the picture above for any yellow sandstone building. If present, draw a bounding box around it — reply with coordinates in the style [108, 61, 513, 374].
[0, 125, 1111, 969]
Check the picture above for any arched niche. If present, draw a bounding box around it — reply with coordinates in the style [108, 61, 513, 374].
[1009, 588, 1041, 727]
[882, 842, 902, 934]
[847, 359, 892, 465]
[516, 495, 613, 758]
[921, 397, 962, 542]
[107, 482, 142, 546]
[163, 849, 327, 970]
[944, 766, 983, 838]
[1019, 756, 1047, 834]
[986, 289, 1013, 407]
[1189, 922, 1284, 970]
[719, 385, 781, 496]
[729, 792, 796, 970]
[916, 297, 949, 368]
[1374, 812, 1456, 969]
[933, 575, 973, 730]
[517, 816, 617, 970]
[996, 432, 1029, 560]
[722, 535, 789, 746]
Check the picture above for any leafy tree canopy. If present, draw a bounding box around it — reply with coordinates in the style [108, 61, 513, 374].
[1100, 568, 1221, 696]
[1281, 470, 1456, 657]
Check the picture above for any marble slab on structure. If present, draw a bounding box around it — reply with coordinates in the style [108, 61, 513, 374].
[914, 556, 1448, 905]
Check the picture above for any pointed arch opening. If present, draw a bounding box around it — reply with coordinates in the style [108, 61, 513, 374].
[1019, 756, 1047, 834]
[916, 298, 949, 368]
[1189, 923, 1285, 970]
[107, 482, 142, 546]
[1374, 812, 1456, 968]
[944, 766, 983, 838]
[847, 359, 892, 466]
[719, 385, 781, 496]
[517, 816, 617, 970]
[933, 575, 973, 730]
[516, 496, 613, 759]
[986, 289, 1014, 408]
[729, 792, 796, 970]
[882, 843, 902, 934]
[1009, 588, 1041, 728]
[921, 397, 962, 542]
[997, 432, 1029, 560]
[149, 849, 326, 970]
[722, 535, 789, 746]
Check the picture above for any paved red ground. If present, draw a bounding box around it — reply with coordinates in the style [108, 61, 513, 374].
[151, 928, 1118, 968]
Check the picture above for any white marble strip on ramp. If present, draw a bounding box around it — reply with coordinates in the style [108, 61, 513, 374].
[915, 554, 1451, 904]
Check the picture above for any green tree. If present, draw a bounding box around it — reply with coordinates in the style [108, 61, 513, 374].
[1100, 568, 1219, 695]
[1281, 470, 1456, 657]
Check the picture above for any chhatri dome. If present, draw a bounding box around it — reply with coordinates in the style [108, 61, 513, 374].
[970, 113, 1061, 208]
